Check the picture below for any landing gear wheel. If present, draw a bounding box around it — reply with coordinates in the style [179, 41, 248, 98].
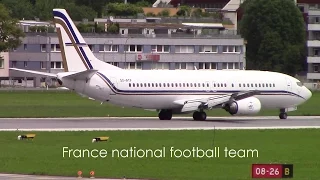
[279, 112, 287, 119]
[158, 110, 172, 120]
[193, 111, 207, 121]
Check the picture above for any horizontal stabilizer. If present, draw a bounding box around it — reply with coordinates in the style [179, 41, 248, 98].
[62, 69, 98, 80]
[9, 68, 57, 77]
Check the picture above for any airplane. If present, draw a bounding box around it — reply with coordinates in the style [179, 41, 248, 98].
[10, 8, 312, 121]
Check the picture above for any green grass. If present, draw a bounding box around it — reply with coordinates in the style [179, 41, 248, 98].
[0, 90, 318, 117]
[0, 129, 319, 179]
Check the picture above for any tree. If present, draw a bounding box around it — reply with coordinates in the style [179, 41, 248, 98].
[0, 3, 25, 53]
[105, 3, 143, 17]
[1, 0, 35, 20]
[158, 9, 170, 17]
[239, 0, 306, 76]
[176, 5, 191, 17]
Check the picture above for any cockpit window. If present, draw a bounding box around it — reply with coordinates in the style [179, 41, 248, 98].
[296, 82, 303, 87]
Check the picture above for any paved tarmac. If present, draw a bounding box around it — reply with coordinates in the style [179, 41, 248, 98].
[0, 116, 320, 131]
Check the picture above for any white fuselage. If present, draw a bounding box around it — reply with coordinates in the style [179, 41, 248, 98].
[61, 69, 311, 112]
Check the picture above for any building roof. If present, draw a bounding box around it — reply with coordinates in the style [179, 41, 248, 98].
[182, 23, 225, 29]
[118, 22, 186, 29]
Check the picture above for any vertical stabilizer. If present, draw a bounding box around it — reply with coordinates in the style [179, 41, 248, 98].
[52, 8, 121, 72]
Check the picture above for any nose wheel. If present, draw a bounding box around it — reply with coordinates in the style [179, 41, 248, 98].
[279, 109, 288, 119]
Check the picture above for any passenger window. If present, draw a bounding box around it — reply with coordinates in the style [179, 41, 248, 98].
[202, 83, 205, 87]
[243, 83, 245, 87]
[232, 83, 234, 87]
[266, 84, 268, 87]
[175, 83, 178, 87]
[137, 83, 139, 87]
[183, 83, 185, 87]
[148, 83, 150, 87]
[251, 84, 253, 87]
[190, 83, 193, 87]
[140, 83, 143, 87]
[194, 83, 196, 87]
[239, 84, 241, 87]
[129, 83, 131, 87]
[273, 83, 275, 87]
[258, 84, 261, 87]
[187, 83, 189, 87]
[152, 83, 154, 87]
[225, 83, 227, 87]
[133, 83, 135, 87]
[220, 83, 223, 87]
[207, 83, 209, 87]
[262, 84, 264, 87]
[163, 83, 166, 87]
[159, 83, 161, 87]
[217, 84, 220, 87]
[255, 84, 257, 87]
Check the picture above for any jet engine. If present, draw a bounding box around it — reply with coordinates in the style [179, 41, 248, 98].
[222, 97, 261, 115]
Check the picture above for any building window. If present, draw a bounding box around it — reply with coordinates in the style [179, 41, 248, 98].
[152, 62, 170, 70]
[51, 62, 63, 69]
[175, 63, 187, 69]
[41, 44, 46, 52]
[99, 45, 118, 52]
[151, 45, 170, 53]
[125, 45, 143, 52]
[175, 45, 194, 53]
[222, 46, 241, 53]
[199, 62, 217, 70]
[12, 61, 16, 68]
[0, 59, 3, 68]
[88, 45, 94, 52]
[314, 64, 319, 72]
[51, 44, 61, 52]
[40, 62, 46, 69]
[199, 45, 218, 53]
[125, 62, 142, 70]
[24, 61, 27, 67]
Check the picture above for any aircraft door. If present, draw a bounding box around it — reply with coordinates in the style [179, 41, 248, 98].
[285, 78, 292, 92]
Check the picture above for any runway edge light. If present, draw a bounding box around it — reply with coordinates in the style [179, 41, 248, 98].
[92, 136, 109, 143]
[77, 170, 82, 178]
[90, 170, 95, 178]
[17, 134, 36, 140]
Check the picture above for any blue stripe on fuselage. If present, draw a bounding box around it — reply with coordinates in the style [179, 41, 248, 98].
[96, 72, 306, 100]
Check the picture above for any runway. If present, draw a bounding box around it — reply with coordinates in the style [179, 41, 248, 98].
[0, 116, 320, 131]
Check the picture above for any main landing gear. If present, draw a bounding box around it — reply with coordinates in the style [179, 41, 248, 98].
[279, 108, 288, 119]
[193, 111, 207, 121]
[158, 109, 172, 120]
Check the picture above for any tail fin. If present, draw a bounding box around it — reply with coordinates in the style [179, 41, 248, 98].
[52, 8, 121, 72]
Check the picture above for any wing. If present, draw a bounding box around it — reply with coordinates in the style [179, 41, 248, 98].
[173, 90, 261, 113]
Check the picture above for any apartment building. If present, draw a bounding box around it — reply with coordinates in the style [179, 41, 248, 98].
[298, 2, 320, 82]
[7, 15, 245, 87]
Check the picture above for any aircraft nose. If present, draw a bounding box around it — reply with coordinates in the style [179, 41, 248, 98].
[304, 87, 312, 100]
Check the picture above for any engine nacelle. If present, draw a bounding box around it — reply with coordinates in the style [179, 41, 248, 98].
[223, 97, 261, 115]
